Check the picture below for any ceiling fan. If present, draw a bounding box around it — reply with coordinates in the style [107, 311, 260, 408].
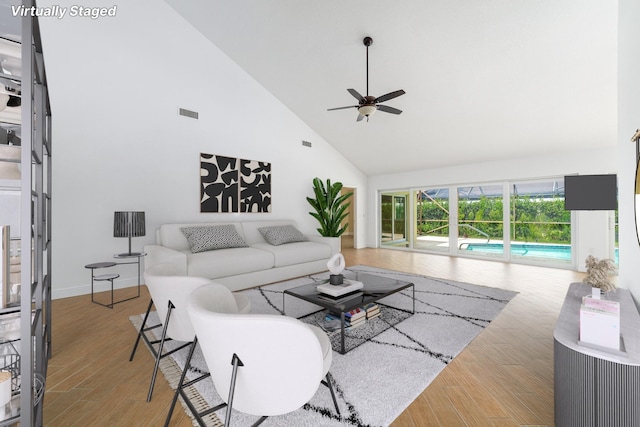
[328, 36, 405, 122]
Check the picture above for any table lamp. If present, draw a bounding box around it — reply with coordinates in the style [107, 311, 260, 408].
[113, 211, 145, 256]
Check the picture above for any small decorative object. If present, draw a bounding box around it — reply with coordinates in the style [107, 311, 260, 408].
[583, 255, 617, 294]
[327, 253, 346, 285]
[306, 177, 353, 237]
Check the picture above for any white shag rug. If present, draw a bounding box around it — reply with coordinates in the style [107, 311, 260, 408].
[131, 265, 518, 427]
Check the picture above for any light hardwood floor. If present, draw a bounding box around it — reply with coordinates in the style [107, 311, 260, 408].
[44, 248, 584, 426]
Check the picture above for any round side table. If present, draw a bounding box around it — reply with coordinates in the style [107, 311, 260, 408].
[85, 262, 119, 309]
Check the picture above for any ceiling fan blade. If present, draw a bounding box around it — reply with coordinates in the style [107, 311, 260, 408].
[357, 113, 365, 122]
[377, 104, 403, 115]
[327, 105, 358, 111]
[347, 88, 365, 102]
[375, 89, 405, 104]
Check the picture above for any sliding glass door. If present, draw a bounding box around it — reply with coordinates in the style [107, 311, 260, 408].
[457, 184, 505, 258]
[381, 192, 409, 247]
[378, 177, 587, 268]
[414, 188, 450, 252]
[510, 180, 571, 265]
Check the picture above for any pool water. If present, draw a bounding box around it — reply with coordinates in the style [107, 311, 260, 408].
[463, 243, 619, 264]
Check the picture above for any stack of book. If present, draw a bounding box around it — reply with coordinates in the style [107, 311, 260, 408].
[323, 305, 377, 331]
[363, 302, 380, 320]
[345, 307, 367, 328]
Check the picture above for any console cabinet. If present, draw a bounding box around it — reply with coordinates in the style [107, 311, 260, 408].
[554, 283, 640, 427]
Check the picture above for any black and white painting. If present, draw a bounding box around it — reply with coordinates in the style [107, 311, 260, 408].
[200, 153, 271, 213]
[200, 154, 239, 213]
[240, 159, 271, 212]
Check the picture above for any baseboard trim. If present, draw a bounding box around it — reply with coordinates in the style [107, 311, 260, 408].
[52, 277, 141, 300]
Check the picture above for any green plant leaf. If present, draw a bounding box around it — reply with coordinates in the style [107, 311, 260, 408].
[307, 177, 353, 237]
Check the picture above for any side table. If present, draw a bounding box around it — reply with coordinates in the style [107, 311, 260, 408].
[113, 252, 147, 301]
[85, 252, 146, 309]
[85, 262, 120, 309]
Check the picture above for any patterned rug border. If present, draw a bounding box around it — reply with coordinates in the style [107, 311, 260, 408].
[129, 316, 224, 427]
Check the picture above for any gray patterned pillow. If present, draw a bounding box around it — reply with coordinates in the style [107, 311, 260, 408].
[258, 225, 307, 246]
[181, 225, 248, 253]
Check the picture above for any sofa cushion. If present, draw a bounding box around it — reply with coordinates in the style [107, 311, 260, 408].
[252, 241, 331, 268]
[186, 247, 275, 278]
[181, 225, 249, 253]
[258, 225, 307, 246]
[159, 223, 245, 251]
[240, 220, 297, 245]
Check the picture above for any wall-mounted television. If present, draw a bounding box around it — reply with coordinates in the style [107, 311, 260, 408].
[564, 174, 617, 211]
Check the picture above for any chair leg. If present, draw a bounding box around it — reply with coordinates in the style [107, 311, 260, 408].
[251, 416, 268, 427]
[147, 300, 175, 402]
[129, 299, 154, 361]
[165, 337, 214, 427]
[225, 353, 245, 427]
[166, 349, 268, 427]
[165, 337, 200, 427]
[323, 371, 341, 415]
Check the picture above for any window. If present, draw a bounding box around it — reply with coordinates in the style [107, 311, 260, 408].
[378, 177, 593, 268]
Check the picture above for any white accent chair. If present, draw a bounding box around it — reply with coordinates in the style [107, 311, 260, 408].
[164, 283, 340, 427]
[129, 263, 250, 401]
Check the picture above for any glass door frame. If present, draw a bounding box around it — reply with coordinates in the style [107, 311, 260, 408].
[379, 191, 411, 248]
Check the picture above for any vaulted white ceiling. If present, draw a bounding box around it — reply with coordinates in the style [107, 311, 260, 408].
[164, 0, 617, 176]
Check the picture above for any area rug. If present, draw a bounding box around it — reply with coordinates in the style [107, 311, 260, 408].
[130, 265, 518, 427]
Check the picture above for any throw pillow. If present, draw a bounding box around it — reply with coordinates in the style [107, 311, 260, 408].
[258, 225, 307, 246]
[181, 225, 248, 253]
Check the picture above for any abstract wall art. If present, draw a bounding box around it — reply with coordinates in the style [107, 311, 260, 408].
[240, 158, 271, 212]
[200, 153, 271, 213]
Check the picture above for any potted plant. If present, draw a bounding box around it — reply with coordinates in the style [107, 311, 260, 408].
[306, 177, 353, 237]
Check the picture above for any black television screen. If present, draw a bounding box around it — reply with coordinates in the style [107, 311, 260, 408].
[564, 174, 617, 210]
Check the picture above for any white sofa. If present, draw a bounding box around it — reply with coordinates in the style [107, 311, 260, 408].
[144, 220, 339, 292]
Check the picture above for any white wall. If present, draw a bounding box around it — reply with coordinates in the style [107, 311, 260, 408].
[367, 147, 618, 273]
[37, 0, 367, 299]
[618, 0, 640, 303]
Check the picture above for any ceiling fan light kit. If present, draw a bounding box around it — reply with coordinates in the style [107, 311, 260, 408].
[358, 104, 376, 117]
[328, 36, 405, 122]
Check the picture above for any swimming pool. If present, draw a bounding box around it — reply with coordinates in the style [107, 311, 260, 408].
[463, 243, 619, 264]
[463, 243, 571, 260]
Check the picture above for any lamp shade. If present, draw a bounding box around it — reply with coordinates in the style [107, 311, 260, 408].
[114, 211, 146, 257]
[113, 211, 145, 237]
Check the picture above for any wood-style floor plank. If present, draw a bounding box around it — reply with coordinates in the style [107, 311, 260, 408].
[44, 248, 583, 426]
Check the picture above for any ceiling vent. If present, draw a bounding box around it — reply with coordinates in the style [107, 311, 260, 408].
[178, 108, 198, 119]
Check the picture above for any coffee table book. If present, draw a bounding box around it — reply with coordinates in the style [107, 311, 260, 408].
[364, 303, 380, 319]
[345, 307, 366, 322]
[325, 311, 366, 330]
[317, 279, 364, 297]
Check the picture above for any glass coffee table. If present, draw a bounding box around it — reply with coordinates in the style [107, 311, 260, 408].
[283, 270, 415, 354]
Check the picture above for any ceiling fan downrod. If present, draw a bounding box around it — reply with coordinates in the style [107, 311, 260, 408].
[364, 36, 373, 97]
